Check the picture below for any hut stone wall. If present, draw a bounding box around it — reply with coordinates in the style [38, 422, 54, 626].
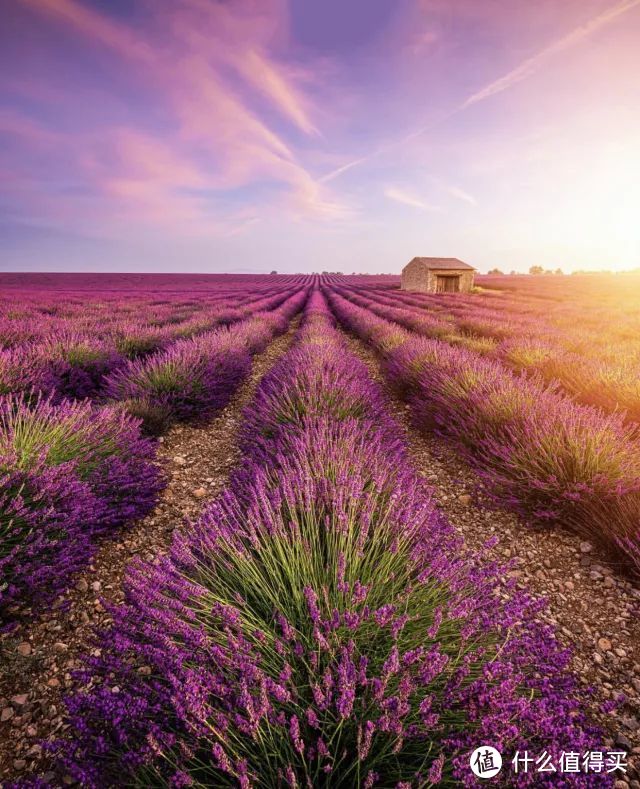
[401, 260, 474, 293]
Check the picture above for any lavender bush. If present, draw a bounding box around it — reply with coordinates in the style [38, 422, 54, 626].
[354, 284, 640, 426]
[0, 460, 97, 616]
[111, 322, 169, 358]
[0, 394, 162, 615]
[103, 339, 252, 424]
[38, 332, 126, 400]
[0, 284, 305, 410]
[0, 345, 59, 401]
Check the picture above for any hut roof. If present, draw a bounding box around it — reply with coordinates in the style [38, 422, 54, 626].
[406, 257, 475, 271]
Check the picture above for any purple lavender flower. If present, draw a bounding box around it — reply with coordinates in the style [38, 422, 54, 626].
[0, 393, 162, 617]
[55, 289, 607, 788]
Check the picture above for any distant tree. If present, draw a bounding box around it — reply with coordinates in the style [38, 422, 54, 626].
[529, 265, 544, 275]
[270, 270, 278, 275]
[509, 270, 517, 275]
[543, 269, 554, 275]
[554, 268, 563, 275]
[487, 268, 504, 275]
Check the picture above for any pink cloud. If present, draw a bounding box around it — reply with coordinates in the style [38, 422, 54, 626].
[236, 49, 320, 136]
[318, 0, 640, 184]
[0, 108, 60, 145]
[384, 186, 440, 212]
[447, 185, 477, 205]
[10, 0, 342, 228]
[461, 0, 640, 108]
[166, 0, 320, 136]
[20, 0, 155, 62]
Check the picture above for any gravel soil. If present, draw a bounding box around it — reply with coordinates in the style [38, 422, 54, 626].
[341, 329, 640, 785]
[1, 316, 638, 785]
[0, 320, 299, 783]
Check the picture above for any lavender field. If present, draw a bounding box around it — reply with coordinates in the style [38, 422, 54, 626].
[1, 273, 639, 786]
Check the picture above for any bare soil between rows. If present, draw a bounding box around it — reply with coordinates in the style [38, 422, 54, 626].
[2, 314, 638, 785]
[0, 320, 300, 783]
[339, 328, 640, 785]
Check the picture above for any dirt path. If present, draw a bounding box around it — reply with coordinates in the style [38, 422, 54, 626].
[340, 329, 640, 783]
[0, 319, 300, 783]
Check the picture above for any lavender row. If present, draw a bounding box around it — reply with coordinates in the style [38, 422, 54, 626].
[0, 396, 162, 620]
[326, 289, 640, 575]
[53, 289, 603, 787]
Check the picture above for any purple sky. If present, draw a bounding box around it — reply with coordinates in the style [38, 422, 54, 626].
[1, 0, 639, 273]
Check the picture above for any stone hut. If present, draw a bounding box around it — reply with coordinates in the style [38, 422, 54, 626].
[401, 257, 475, 293]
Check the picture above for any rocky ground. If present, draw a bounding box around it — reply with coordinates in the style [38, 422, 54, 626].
[1, 316, 638, 786]
[0, 322, 299, 783]
[343, 329, 640, 786]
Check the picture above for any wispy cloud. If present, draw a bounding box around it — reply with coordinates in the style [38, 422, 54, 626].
[461, 0, 640, 108]
[20, 0, 155, 62]
[0, 108, 60, 145]
[0, 115, 255, 235]
[384, 187, 440, 212]
[12, 0, 338, 226]
[235, 49, 320, 136]
[322, 0, 640, 182]
[447, 185, 477, 205]
[463, 0, 640, 108]
[318, 154, 371, 184]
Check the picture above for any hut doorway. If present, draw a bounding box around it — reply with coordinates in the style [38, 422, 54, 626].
[436, 275, 460, 293]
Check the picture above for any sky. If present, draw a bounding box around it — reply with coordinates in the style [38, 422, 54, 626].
[1, 0, 640, 274]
